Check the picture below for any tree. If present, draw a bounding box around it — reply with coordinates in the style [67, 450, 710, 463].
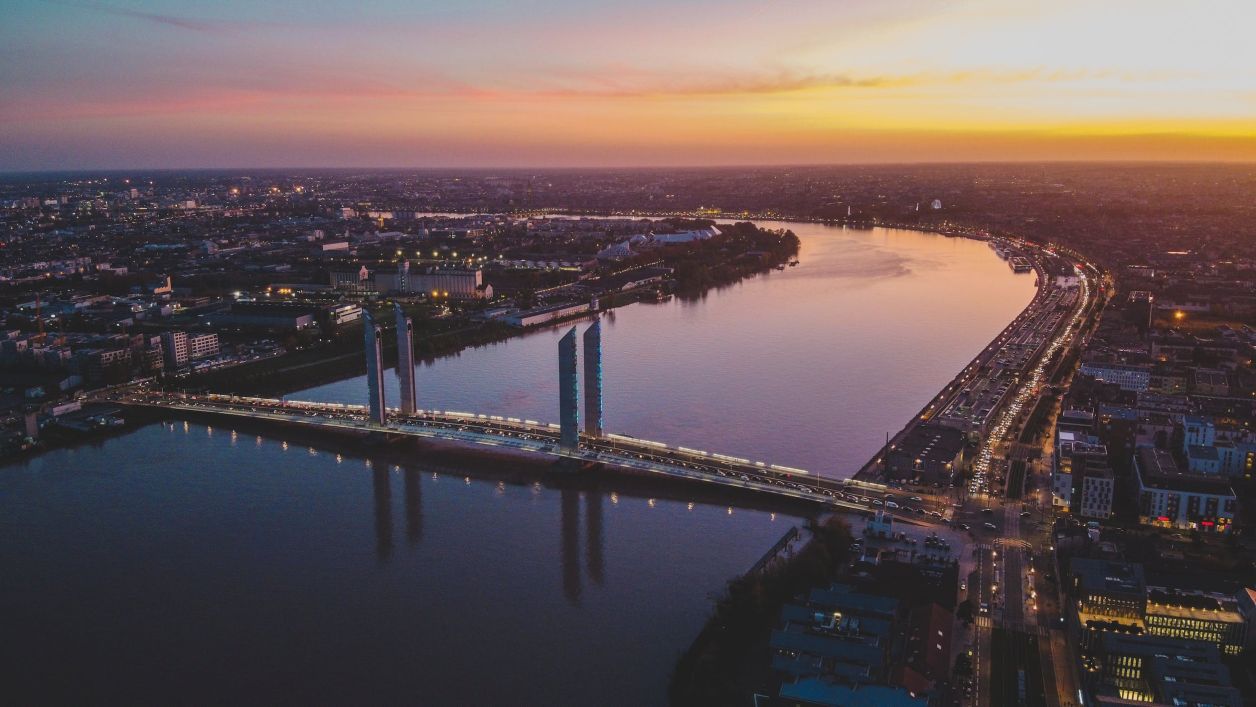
[957, 598, 975, 625]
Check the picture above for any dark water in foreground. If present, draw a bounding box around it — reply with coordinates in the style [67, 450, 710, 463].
[0, 224, 1033, 704]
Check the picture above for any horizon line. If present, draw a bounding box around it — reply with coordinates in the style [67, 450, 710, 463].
[5, 158, 1256, 175]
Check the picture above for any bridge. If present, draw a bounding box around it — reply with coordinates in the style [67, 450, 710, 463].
[109, 303, 956, 522]
[120, 388, 896, 512]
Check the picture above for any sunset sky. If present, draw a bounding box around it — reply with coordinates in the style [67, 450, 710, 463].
[3, 0, 1255, 169]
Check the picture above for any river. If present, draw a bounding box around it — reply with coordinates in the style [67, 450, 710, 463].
[0, 223, 1034, 704]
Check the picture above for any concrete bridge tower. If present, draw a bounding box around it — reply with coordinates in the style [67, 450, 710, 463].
[558, 327, 579, 450]
[394, 303, 416, 415]
[582, 320, 602, 436]
[363, 311, 387, 424]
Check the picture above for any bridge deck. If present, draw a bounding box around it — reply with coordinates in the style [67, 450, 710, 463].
[109, 391, 951, 523]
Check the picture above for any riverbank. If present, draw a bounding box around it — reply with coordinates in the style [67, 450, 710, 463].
[668, 513, 855, 705]
[849, 251, 1052, 483]
[848, 236, 1104, 488]
[0, 404, 167, 470]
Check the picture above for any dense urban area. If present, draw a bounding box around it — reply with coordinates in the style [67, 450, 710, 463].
[2, 164, 1255, 707]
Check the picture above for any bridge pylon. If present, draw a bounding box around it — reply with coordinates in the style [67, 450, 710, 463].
[582, 319, 602, 437]
[363, 310, 386, 424]
[558, 327, 579, 449]
[394, 303, 417, 415]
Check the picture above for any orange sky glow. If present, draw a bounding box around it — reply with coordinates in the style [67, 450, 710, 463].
[3, 0, 1254, 168]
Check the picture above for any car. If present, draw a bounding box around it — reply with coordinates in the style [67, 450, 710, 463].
[910, 496, 923, 502]
[957, 523, 970, 531]
[885, 501, 900, 509]
[983, 522, 998, 530]
[1020, 511, 1032, 518]
[981, 508, 994, 515]
[872, 500, 883, 506]
[960, 581, 967, 591]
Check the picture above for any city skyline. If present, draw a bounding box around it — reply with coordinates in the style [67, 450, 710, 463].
[3, 0, 1255, 169]
[2, 2, 1256, 703]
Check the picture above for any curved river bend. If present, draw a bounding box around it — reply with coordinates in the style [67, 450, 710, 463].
[0, 224, 1033, 705]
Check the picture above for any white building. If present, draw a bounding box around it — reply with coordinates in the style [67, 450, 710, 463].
[161, 331, 188, 368]
[504, 302, 592, 328]
[1052, 430, 1113, 519]
[596, 240, 634, 260]
[330, 266, 370, 292]
[1186, 445, 1222, 475]
[1135, 448, 1237, 534]
[651, 226, 720, 244]
[325, 303, 363, 326]
[1079, 362, 1152, 392]
[1079, 474, 1115, 520]
[409, 267, 491, 300]
[1183, 416, 1215, 448]
[187, 333, 219, 360]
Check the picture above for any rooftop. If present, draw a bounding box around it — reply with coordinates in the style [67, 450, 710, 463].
[1135, 447, 1235, 495]
[809, 585, 900, 619]
[1070, 558, 1146, 597]
[777, 678, 926, 707]
[893, 424, 966, 465]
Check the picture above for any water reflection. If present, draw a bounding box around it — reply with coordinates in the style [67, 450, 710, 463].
[560, 488, 581, 604]
[403, 468, 423, 545]
[585, 492, 604, 586]
[302, 225, 1033, 478]
[372, 466, 393, 561]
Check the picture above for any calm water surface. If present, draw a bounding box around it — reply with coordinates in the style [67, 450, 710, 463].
[309, 222, 1034, 475]
[0, 224, 1033, 704]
